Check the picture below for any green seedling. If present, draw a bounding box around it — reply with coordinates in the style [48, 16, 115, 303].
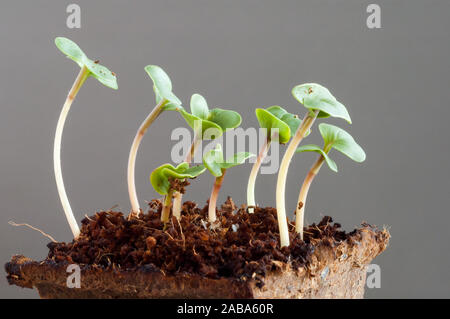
[203, 145, 254, 223]
[127, 65, 182, 215]
[246, 106, 302, 213]
[150, 163, 206, 223]
[276, 83, 351, 247]
[54, 37, 117, 238]
[295, 123, 366, 238]
[171, 94, 242, 219]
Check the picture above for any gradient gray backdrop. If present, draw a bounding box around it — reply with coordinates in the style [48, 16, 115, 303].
[1, 0, 449, 298]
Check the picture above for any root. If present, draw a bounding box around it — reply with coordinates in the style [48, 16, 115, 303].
[8, 221, 57, 243]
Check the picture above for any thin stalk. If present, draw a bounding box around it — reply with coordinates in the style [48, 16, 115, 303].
[54, 66, 90, 239]
[275, 110, 319, 247]
[247, 137, 271, 213]
[208, 170, 226, 223]
[161, 189, 174, 223]
[127, 99, 167, 215]
[295, 155, 325, 238]
[172, 130, 202, 219]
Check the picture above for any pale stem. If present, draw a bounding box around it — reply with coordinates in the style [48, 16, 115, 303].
[208, 170, 226, 223]
[295, 155, 325, 238]
[275, 110, 319, 247]
[161, 189, 174, 223]
[247, 138, 271, 213]
[127, 99, 167, 214]
[172, 192, 183, 220]
[54, 66, 90, 239]
[172, 131, 202, 219]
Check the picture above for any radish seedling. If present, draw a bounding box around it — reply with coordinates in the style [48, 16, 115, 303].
[203, 144, 254, 223]
[247, 106, 302, 213]
[172, 94, 242, 218]
[150, 163, 206, 223]
[54, 37, 117, 238]
[295, 123, 365, 238]
[127, 65, 182, 215]
[276, 83, 351, 247]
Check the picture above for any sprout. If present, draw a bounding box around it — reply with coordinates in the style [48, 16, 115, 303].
[54, 37, 117, 238]
[171, 94, 242, 219]
[295, 123, 366, 238]
[150, 163, 206, 223]
[127, 65, 182, 215]
[203, 145, 254, 223]
[276, 84, 351, 247]
[247, 106, 302, 213]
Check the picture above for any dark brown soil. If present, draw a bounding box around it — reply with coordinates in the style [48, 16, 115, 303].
[44, 198, 367, 287]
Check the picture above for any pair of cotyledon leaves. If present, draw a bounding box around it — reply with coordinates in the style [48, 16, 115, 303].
[150, 162, 206, 195]
[55, 37, 118, 90]
[151, 144, 254, 195]
[296, 123, 366, 173]
[289, 83, 363, 172]
[255, 106, 304, 144]
[255, 83, 351, 144]
[202, 144, 254, 177]
[292, 83, 352, 124]
[145, 66, 241, 139]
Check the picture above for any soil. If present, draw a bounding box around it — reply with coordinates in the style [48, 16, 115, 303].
[30, 197, 380, 288]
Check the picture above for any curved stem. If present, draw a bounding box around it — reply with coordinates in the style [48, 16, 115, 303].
[161, 189, 173, 223]
[295, 155, 325, 238]
[208, 170, 226, 223]
[247, 138, 271, 213]
[128, 100, 167, 214]
[54, 66, 90, 239]
[275, 110, 319, 247]
[172, 131, 202, 219]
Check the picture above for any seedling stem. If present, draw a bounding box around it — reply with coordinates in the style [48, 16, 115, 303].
[172, 130, 202, 219]
[276, 110, 319, 247]
[246, 137, 271, 213]
[208, 170, 226, 223]
[128, 99, 167, 214]
[54, 65, 90, 238]
[295, 154, 325, 237]
[161, 189, 174, 223]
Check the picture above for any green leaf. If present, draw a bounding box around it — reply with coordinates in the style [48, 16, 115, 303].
[84, 60, 118, 90]
[292, 83, 351, 123]
[280, 113, 304, 137]
[266, 105, 288, 119]
[55, 37, 118, 90]
[207, 108, 242, 132]
[179, 109, 223, 139]
[202, 145, 225, 177]
[55, 37, 86, 67]
[190, 94, 209, 119]
[255, 106, 304, 144]
[150, 162, 206, 195]
[255, 107, 291, 144]
[203, 144, 254, 177]
[178, 95, 241, 140]
[296, 144, 338, 172]
[145, 65, 181, 107]
[319, 123, 366, 162]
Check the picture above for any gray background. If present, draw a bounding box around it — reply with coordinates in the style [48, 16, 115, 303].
[0, 0, 449, 298]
